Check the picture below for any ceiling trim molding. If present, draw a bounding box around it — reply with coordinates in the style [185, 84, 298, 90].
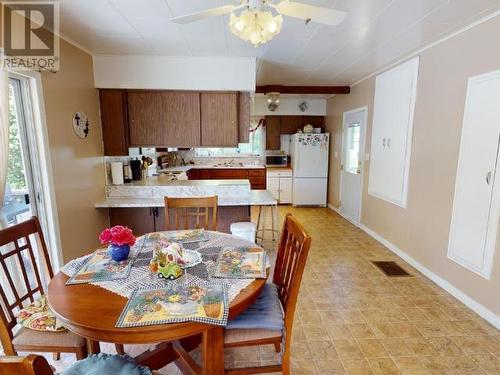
[351, 8, 500, 88]
[56, 31, 95, 57]
[256, 85, 350, 95]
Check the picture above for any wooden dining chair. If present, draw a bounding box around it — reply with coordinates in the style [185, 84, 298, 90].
[164, 196, 218, 231]
[0, 355, 53, 375]
[0, 217, 88, 360]
[224, 213, 312, 375]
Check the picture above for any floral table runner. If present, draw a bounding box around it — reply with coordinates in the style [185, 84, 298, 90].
[60, 231, 267, 303]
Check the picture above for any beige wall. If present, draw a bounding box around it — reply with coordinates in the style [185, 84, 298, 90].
[327, 16, 500, 318]
[40, 40, 107, 262]
[1, 11, 108, 262]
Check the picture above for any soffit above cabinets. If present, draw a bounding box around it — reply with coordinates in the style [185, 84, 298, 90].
[59, 0, 500, 86]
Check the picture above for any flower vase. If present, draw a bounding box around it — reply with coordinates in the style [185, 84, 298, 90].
[108, 244, 130, 262]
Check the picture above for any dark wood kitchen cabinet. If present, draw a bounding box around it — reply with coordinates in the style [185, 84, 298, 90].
[238, 92, 251, 143]
[187, 168, 266, 189]
[265, 115, 326, 150]
[210, 169, 248, 179]
[100, 90, 250, 152]
[303, 116, 325, 128]
[265, 116, 281, 150]
[200, 92, 238, 147]
[109, 207, 156, 236]
[280, 116, 303, 134]
[127, 91, 162, 146]
[109, 206, 249, 235]
[99, 89, 129, 155]
[160, 91, 201, 147]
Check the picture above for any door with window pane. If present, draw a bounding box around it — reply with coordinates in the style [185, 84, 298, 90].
[340, 107, 367, 223]
[1, 78, 37, 227]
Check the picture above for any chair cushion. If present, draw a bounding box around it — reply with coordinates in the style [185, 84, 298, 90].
[16, 295, 66, 332]
[12, 326, 85, 348]
[226, 283, 284, 331]
[62, 354, 152, 375]
[224, 328, 282, 345]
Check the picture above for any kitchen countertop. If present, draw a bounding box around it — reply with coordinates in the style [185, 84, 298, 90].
[117, 175, 250, 187]
[96, 190, 277, 208]
[159, 164, 266, 173]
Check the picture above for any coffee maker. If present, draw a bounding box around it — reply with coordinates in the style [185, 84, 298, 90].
[130, 158, 142, 181]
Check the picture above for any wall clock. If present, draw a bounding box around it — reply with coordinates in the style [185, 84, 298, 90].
[72, 112, 89, 139]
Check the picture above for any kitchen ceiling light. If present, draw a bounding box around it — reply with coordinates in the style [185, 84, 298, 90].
[229, 9, 283, 47]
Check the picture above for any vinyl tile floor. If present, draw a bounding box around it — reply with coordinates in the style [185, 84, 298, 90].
[39, 207, 500, 374]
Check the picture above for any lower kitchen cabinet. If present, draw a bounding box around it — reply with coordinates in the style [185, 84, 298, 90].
[267, 176, 280, 200]
[187, 168, 266, 190]
[108, 206, 250, 235]
[279, 176, 292, 203]
[109, 207, 157, 235]
[266, 169, 292, 204]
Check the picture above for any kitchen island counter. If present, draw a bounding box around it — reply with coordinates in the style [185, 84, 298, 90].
[95, 190, 277, 208]
[97, 176, 276, 234]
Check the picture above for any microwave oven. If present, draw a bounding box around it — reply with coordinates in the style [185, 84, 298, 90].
[266, 155, 288, 167]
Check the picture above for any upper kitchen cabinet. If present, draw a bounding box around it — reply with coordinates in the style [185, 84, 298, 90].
[160, 91, 201, 147]
[200, 92, 239, 146]
[265, 115, 326, 150]
[238, 92, 251, 143]
[99, 89, 248, 149]
[127, 91, 162, 146]
[280, 116, 303, 134]
[265, 116, 281, 150]
[99, 89, 129, 155]
[303, 116, 325, 129]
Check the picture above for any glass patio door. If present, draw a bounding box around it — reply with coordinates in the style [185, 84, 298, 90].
[2, 77, 38, 226]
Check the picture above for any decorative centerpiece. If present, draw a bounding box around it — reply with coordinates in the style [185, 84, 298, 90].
[150, 241, 184, 281]
[99, 225, 136, 262]
[149, 237, 202, 280]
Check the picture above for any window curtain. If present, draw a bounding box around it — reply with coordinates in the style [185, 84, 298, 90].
[0, 68, 9, 229]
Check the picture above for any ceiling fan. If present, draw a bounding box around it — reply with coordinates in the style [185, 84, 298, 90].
[170, 0, 347, 47]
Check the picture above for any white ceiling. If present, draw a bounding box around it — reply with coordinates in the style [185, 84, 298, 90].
[59, 0, 500, 86]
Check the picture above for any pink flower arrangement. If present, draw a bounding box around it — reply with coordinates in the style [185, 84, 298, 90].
[99, 225, 136, 247]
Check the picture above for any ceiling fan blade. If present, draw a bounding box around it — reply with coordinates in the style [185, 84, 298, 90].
[170, 5, 238, 24]
[275, 1, 346, 26]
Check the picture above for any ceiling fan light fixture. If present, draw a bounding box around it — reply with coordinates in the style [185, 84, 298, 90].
[229, 9, 283, 47]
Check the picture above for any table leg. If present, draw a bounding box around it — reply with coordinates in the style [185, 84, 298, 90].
[87, 339, 100, 355]
[135, 342, 176, 370]
[202, 326, 224, 375]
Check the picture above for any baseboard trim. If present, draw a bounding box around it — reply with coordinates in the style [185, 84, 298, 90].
[327, 204, 500, 329]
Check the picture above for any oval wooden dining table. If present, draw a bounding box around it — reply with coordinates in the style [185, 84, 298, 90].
[47, 231, 267, 375]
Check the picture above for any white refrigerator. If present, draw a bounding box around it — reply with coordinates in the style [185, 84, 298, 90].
[290, 133, 329, 206]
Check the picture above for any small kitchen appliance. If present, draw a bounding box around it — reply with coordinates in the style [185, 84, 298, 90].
[130, 159, 142, 181]
[266, 154, 288, 167]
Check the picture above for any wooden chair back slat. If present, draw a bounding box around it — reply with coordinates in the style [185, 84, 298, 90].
[0, 355, 53, 375]
[0, 217, 54, 350]
[273, 214, 311, 323]
[164, 196, 218, 231]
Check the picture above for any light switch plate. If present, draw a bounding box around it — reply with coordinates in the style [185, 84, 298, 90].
[365, 153, 370, 161]
[334, 151, 338, 158]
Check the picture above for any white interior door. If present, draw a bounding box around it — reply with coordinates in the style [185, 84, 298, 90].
[340, 107, 367, 223]
[448, 69, 500, 279]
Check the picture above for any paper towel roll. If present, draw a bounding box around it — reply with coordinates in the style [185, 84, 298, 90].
[111, 162, 124, 185]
